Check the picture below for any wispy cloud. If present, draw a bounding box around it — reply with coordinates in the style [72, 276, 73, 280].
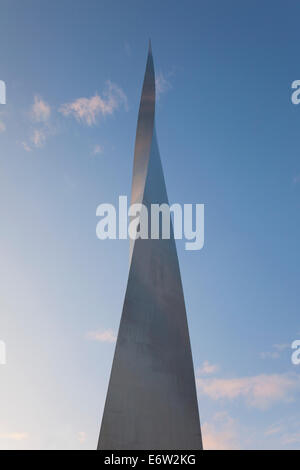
[22, 95, 52, 151]
[274, 343, 290, 351]
[265, 425, 283, 436]
[260, 343, 290, 360]
[22, 128, 48, 151]
[31, 96, 51, 122]
[263, 415, 300, 448]
[22, 141, 32, 152]
[22, 82, 126, 152]
[0, 121, 6, 132]
[32, 128, 47, 148]
[85, 329, 116, 343]
[59, 81, 128, 126]
[260, 351, 280, 359]
[155, 71, 172, 99]
[92, 144, 103, 155]
[197, 360, 219, 376]
[0, 432, 29, 441]
[202, 411, 240, 450]
[197, 372, 300, 409]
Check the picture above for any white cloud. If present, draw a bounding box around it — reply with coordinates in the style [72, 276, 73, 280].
[85, 329, 116, 343]
[59, 81, 128, 126]
[197, 360, 219, 376]
[155, 71, 172, 99]
[197, 372, 300, 409]
[0, 121, 6, 132]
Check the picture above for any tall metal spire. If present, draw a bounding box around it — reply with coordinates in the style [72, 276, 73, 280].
[98, 44, 202, 450]
[129, 41, 155, 262]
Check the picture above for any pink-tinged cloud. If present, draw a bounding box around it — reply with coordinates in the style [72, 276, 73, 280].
[31, 129, 46, 148]
[197, 373, 300, 409]
[59, 81, 128, 126]
[22, 96, 52, 151]
[202, 412, 240, 450]
[22, 128, 47, 151]
[22, 141, 32, 152]
[31, 96, 51, 122]
[0, 121, 6, 132]
[197, 360, 219, 376]
[86, 329, 116, 343]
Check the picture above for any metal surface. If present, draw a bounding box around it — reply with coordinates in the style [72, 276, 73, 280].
[98, 43, 202, 450]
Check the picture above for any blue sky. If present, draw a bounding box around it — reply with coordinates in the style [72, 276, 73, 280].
[0, 0, 300, 449]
